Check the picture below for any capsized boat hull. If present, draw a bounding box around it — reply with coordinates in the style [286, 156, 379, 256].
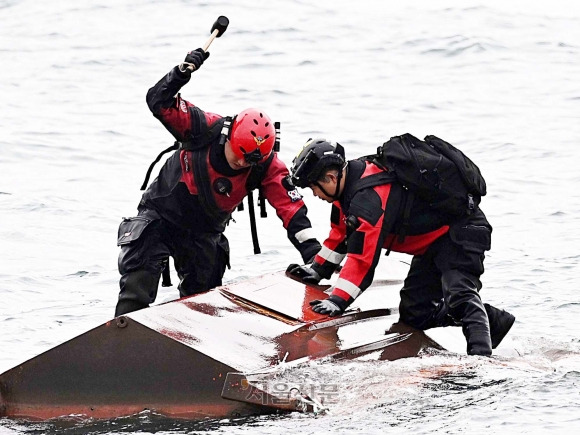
[0, 271, 445, 421]
[0, 315, 268, 420]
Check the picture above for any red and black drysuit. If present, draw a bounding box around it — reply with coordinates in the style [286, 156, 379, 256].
[310, 158, 495, 355]
[115, 66, 320, 316]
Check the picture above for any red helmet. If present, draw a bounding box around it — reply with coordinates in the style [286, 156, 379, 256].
[230, 108, 276, 164]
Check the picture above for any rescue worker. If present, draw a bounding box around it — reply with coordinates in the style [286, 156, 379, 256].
[287, 138, 515, 356]
[115, 48, 320, 316]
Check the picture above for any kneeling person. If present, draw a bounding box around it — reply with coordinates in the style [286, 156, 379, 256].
[287, 138, 515, 356]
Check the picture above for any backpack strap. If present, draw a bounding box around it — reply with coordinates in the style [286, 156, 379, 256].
[346, 160, 414, 257]
[258, 188, 267, 218]
[384, 188, 414, 256]
[178, 106, 225, 150]
[343, 170, 396, 206]
[140, 110, 226, 191]
[140, 142, 179, 190]
[191, 148, 230, 222]
[180, 113, 225, 151]
[244, 152, 276, 254]
[245, 152, 276, 192]
[247, 190, 261, 254]
[398, 189, 414, 243]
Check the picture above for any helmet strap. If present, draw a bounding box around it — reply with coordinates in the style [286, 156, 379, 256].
[333, 165, 345, 200]
[315, 165, 345, 201]
[243, 148, 263, 166]
[314, 181, 331, 198]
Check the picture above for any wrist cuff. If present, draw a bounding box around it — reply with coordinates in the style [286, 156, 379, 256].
[300, 240, 322, 264]
[328, 294, 349, 311]
[173, 65, 192, 81]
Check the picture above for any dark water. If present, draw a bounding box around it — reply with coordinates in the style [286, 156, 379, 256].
[1, 0, 579, 433]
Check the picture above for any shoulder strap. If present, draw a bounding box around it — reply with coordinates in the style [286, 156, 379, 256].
[140, 142, 179, 190]
[245, 152, 276, 192]
[180, 109, 225, 151]
[343, 161, 404, 257]
[247, 191, 261, 254]
[191, 148, 229, 222]
[385, 189, 414, 256]
[140, 112, 226, 190]
[245, 152, 277, 255]
[353, 171, 395, 191]
[343, 170, 396, 206]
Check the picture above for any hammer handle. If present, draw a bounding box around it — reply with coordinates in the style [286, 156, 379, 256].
[202, 29, 220, 52]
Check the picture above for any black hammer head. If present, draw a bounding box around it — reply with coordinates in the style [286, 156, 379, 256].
[211, 16, 229, 37]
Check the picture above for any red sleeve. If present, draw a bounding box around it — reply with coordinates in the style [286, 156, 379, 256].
[155, 97, 222, 141]
[156, 95, 195, 140]
[312, 203, 348, 279]
[330, 183, 392, 306]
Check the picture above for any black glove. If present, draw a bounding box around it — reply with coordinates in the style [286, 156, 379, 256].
[286, 263, 321, 284]
[179, 48, 210, 75]
[309, 296, 345, 317]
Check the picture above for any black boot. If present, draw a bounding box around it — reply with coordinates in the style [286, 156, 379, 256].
[484, 303, 516, 349]
[464, 324, 492, 356]
[459, 299, 492, 356]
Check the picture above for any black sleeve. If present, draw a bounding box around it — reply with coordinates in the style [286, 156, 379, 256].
[146, 66, 191, 115]
[287, 206, 321, 263]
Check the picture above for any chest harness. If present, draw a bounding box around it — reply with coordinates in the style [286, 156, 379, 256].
[140, 107, 280, 257]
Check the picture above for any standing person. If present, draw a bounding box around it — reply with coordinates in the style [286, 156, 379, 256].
[115, 48, 320, 316]
[287, 138, 515, 356]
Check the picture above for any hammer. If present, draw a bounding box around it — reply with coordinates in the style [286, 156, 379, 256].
[202, 16, 229, 52]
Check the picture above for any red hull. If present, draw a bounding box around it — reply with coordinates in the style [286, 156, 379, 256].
[0, 271, 444, 421]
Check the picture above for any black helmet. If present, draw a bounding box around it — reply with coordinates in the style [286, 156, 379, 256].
[291, 138, 345, 188]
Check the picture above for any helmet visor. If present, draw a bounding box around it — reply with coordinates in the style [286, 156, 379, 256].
[291, 149, 320, 188]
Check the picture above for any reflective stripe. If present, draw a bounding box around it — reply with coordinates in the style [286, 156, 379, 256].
[295, 228, 316, 243]
[317, 246, 346, 265]
[335, 277, 362, 299]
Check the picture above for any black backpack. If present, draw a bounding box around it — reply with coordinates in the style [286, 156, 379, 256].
[367, 133, 487, 217]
